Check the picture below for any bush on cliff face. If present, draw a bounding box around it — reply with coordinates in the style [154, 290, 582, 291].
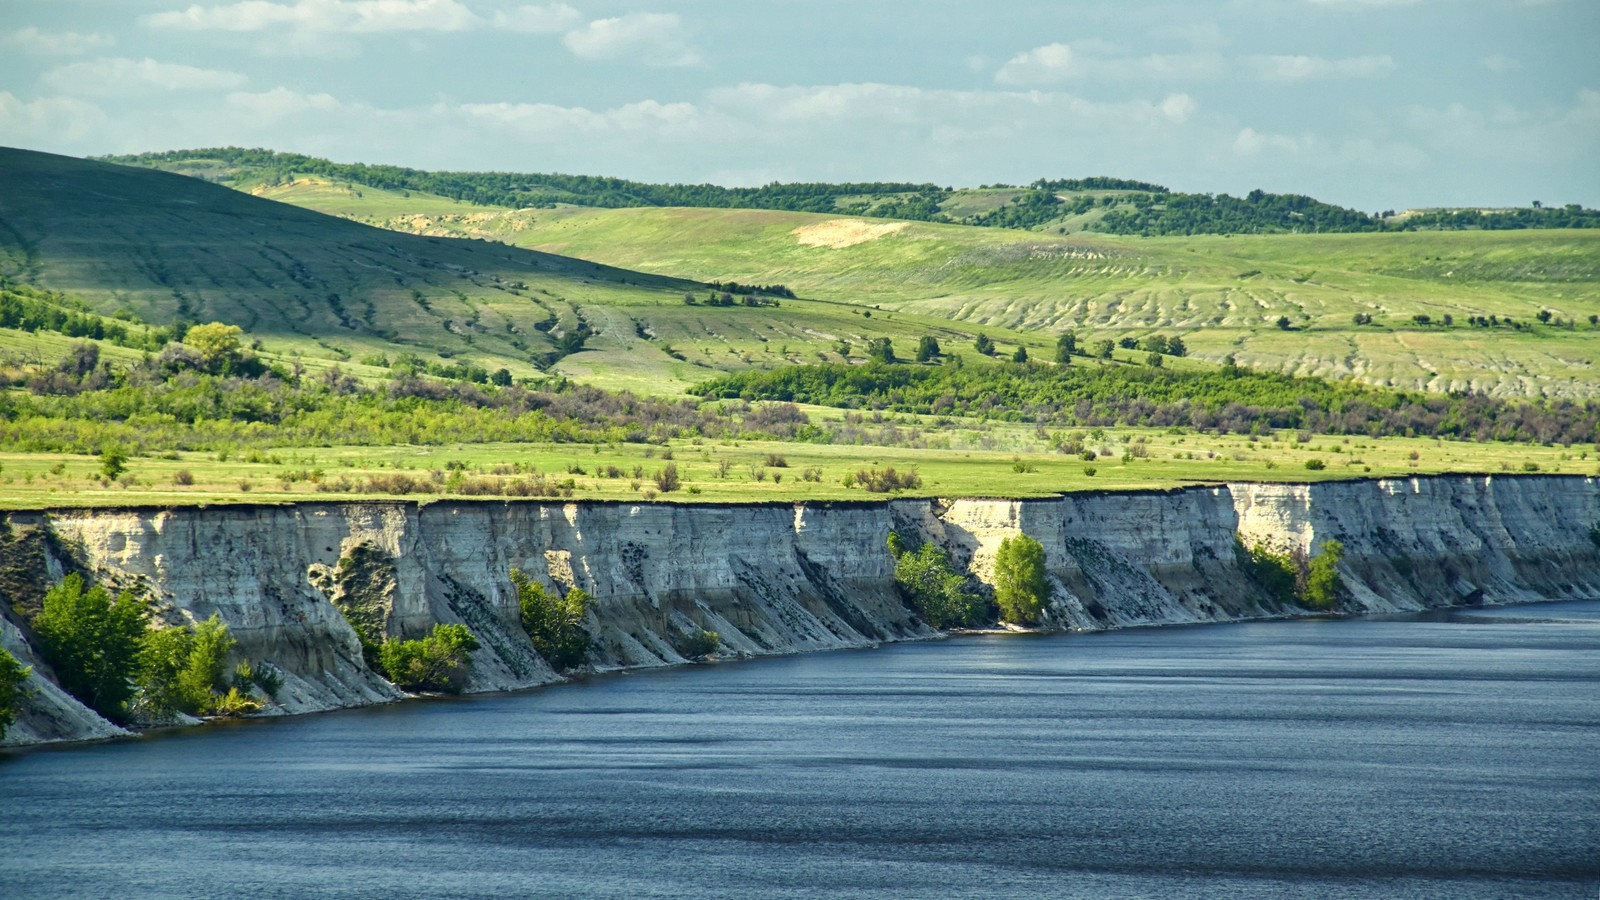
[512, 569, 591, 672]
[675, 628, 721, 661]
[1237, 538, 1299, 606]
[1303, 540, 1347, 611]
[994, 534, 1049, 626]
[135, 614, 244, 718]
[0, 648, 32, 741]
[378, 624, 480, 693]
[32, 574, 149, 722]
[888, 532, 986, 629]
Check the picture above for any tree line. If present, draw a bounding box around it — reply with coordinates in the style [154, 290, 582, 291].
[104, 149, 1600, 236]
[694, 361, 1600, 445]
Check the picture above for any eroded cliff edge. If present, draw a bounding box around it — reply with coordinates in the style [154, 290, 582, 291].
[4, 474, 1597, 746]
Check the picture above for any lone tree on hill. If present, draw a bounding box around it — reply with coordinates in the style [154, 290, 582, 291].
[1055, 331, 1076, 362]
[994, 534, 1048, 625]
[974, 334, 995, 355]
[916, 335, 941, 363]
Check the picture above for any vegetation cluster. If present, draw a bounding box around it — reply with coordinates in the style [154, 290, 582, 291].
[10, 573, 275, 726]
[106, 149, 1600, 236]
[697, 362, 1600, 445]
[1237, 539, 1348, 611]
[887, 532, 986, 629]
[511, 569, 592, 672]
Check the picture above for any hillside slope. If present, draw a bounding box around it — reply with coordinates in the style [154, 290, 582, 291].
[0, 149, 1047, 394]
[329, 200, 1600, 399]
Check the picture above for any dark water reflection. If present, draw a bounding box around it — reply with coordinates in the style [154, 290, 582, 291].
[4, 601, 1598, 899]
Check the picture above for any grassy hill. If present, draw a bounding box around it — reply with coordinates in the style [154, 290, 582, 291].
[239, 183, 1600, 399]
[0, 148, 1060, 395]
[106, 148, 1600, 235]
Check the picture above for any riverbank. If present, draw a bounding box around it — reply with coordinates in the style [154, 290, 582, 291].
[4, 474, 1598, 747]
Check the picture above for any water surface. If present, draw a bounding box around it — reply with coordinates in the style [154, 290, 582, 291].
[4, 601, 1598, 898]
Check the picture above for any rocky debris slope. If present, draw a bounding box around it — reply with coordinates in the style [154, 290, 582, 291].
[3, 475, 1595, 747]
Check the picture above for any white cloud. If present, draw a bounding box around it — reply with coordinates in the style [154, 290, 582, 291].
[226, 86, 344, 120]
[1305, 0, 1422, 7]
[143, 0, 480, 33]
[493, 4, 580, 34]
[1404, 90, 1600, 164]
[1247, 54, 1395, 81]
[2, 27, 115, 56]
[42, 58, 248, 96]
[994, 43, 1080, 84]
[0, 92, 108, 145]
[461, 98, 703, 138]
[996, 42, 1388, 85]
[562, 13, 701, 67]
[1234, 127, 1314, 156]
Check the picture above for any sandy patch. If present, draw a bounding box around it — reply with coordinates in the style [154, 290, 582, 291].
[792, 219, 909, 249]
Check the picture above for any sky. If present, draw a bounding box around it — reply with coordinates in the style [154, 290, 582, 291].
[1, 0, 1597, 210]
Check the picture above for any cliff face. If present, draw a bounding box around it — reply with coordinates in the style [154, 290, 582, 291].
[1233, 476, 1600, 612]
[3, 475, 1596, 747]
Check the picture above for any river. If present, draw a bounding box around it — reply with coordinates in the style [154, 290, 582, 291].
[3, 601, 1598, 898]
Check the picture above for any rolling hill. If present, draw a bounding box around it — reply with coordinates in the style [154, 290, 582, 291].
[0, 148, 1056, 394]
[237, 178, 1600, 399]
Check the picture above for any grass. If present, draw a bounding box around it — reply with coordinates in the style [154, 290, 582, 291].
[4, 411, 1591, 511]
[275, 195, 1599, 399]
[0, 149, 1066, 397]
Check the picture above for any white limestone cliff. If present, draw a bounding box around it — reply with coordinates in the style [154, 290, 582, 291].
[3, 475, 1596, 747]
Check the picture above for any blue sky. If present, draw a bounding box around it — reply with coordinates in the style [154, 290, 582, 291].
[2, 0, 1596, 209]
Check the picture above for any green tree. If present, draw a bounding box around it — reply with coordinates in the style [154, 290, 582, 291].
[378, 624, 480, 693]
[1055, 331, 1076, 362]
[1165, 335, 1187, 357]
[99, 446, 129, 480]
[1093, 339, 1115, 359]
[1012, 346, 1029, 363]
[512, 569, 591, 671]
[0, 648, 31, 742]
[994, 534, 1048, 625]
[1141, 334, 1169, 355]
[176, 615, 236, 712]
[1145, 352, 1164, 368]
[891, 534, 984, 629]
[916, 335, 940, 363]
[1303, 540, 1346, 610]
[974, 333, 995, 355]
[867, 337, 896, 364]
[32, 574, 149, 721]
[185, 322, 244, 366]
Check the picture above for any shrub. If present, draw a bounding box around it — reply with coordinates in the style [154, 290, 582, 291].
[100, 446, 128, 480]
[172, 469, 194, 486]
[889, 533, 985, 629]
[1303, 540, 1346, 610]
[32, 574, 149, 721]
[676, 629, 721, 661]
[378, 624, 480, 693]
[853, 467, 921, 493]
[135, 614, 239, 718]
[994, 534, 1048, 625]
[653, 463, 681, 492]
[210, 686, 264, 718]
[1238, 538, 1298, 605]
[512, 569, 591, 672]
[0, 648, 32, 742]
[1304, 458, 1326, 471]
